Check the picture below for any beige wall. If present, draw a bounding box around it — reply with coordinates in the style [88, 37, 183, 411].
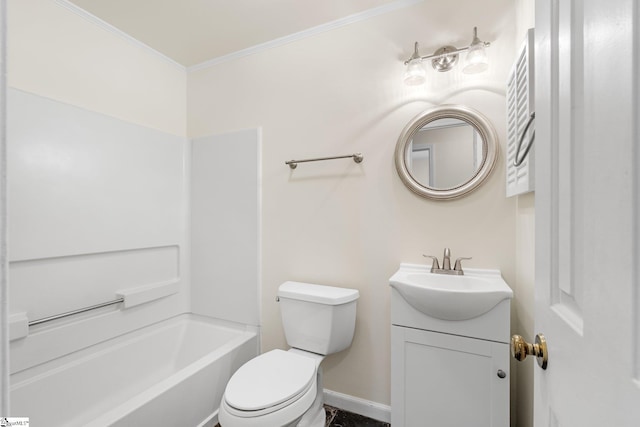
[8, 0, 187, 136]
[512, 1, 536, 426]
[188, 0, 518, 406]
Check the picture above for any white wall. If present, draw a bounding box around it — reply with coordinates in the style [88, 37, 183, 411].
[188, 0, 517, 407]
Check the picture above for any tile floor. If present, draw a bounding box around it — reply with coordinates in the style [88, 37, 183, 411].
[324, 405, 390, 427]
[214, 405, 390, 427]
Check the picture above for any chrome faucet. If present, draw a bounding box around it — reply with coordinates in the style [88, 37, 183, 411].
[442, 247, 451, 270]
[423, 248, 471, 276]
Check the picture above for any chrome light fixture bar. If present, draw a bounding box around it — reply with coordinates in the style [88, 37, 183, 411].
[403, 27, 490, 85]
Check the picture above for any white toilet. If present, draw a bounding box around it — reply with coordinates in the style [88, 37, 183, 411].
[218, 281, 359, 427]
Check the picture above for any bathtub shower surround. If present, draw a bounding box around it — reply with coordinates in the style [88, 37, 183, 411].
[7, 89, 191, 418]
[190, 129, 261, 327]
[7, 88, 263, 423]
[7, 88, 186, 314]
[10, 314, 257, 426]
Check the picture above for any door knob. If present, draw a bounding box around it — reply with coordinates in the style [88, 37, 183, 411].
[511, 333, 548, 370]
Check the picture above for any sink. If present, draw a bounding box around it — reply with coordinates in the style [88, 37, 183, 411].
[389, 263, 513, 321]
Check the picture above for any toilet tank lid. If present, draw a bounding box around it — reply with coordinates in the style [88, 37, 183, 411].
[278, 281, 359, 305]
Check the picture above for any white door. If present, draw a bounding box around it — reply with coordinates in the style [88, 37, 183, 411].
[533, 0, 640, 425]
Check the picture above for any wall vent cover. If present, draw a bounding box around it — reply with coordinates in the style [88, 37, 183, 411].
[506, 28, 535, 197]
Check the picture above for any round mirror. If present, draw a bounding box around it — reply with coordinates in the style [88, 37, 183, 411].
[394, 105, 498, 200]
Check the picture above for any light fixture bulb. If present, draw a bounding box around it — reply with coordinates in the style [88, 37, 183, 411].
[463, 27, 489, 74]
[404, 58, 426, 85]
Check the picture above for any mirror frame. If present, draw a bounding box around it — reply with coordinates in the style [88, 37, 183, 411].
[394, 105, 499, 200]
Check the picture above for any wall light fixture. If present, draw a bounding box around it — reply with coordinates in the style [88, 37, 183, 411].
[403, 27, 491, 85]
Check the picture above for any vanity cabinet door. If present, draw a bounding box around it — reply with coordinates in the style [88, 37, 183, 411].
[391, 326, 509, 427]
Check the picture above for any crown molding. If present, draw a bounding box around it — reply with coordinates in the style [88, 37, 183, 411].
[188, 0, 425, 72]
[53, 0, 186, 71]
[53, 0, 424, 73]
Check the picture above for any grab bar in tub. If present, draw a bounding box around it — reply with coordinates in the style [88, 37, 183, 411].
[28, 297, 125, 327]
[8, 280, 179, 340]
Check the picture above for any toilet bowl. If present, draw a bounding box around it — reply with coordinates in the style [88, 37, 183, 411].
[219, 349, 324, 427]
[218, 282, 359, 427]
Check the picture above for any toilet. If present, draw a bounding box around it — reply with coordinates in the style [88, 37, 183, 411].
[218, 281, 359, 427]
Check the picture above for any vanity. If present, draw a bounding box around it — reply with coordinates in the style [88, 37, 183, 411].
[389, 262, 513, 427]
[390, 105, 511, 425]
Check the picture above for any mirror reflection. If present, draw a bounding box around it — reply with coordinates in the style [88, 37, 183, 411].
[407, 118, 483, 190]
[394, 105, 498, 200]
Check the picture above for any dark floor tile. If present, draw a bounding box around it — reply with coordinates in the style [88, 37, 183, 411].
[325, 405, 339, 426]
[325, 405, 390, 427]
[216, 405, 389, 427]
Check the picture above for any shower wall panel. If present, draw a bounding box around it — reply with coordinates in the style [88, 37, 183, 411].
[7, 89, 189, 370]
[190, 129, 261, 327]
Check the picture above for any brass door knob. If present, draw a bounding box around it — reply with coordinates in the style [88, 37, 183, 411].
[511, 333, 548, 370]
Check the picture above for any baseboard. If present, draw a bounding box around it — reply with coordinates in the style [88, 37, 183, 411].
[323, 389, 391, 423]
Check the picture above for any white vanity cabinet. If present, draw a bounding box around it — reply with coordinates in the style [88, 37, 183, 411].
[389, 265, 512, 427]
[391, 325, 509, 426]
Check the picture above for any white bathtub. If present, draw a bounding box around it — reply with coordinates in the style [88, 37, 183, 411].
[9, 313, 258, 426]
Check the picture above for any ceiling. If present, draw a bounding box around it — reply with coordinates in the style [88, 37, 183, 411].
[67, 0, 406, 67]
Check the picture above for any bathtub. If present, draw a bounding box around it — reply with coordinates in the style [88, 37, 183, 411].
[9, 313, 258, 426]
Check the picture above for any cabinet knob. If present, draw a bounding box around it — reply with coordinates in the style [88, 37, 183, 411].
[497, 369, 507, 379]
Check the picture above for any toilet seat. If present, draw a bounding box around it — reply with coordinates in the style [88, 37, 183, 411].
[224, 349, 317, 416]
[219, 379, 317, 427]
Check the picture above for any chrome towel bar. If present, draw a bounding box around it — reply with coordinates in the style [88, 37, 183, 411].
[285, 153, 363, 169]
[28, 297, 125, 327]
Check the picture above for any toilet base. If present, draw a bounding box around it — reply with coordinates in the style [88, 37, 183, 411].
[296, 404, 325, 427]
[296, 366, 325, 427]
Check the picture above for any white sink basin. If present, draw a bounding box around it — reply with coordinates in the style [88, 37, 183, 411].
[389, 263, 513, 321]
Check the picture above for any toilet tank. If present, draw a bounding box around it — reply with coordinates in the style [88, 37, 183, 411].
[277, 282, 359, 355]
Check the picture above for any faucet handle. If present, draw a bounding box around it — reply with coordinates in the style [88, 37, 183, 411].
[423, 255, 440, 271]
[453, 257, 472, 272]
